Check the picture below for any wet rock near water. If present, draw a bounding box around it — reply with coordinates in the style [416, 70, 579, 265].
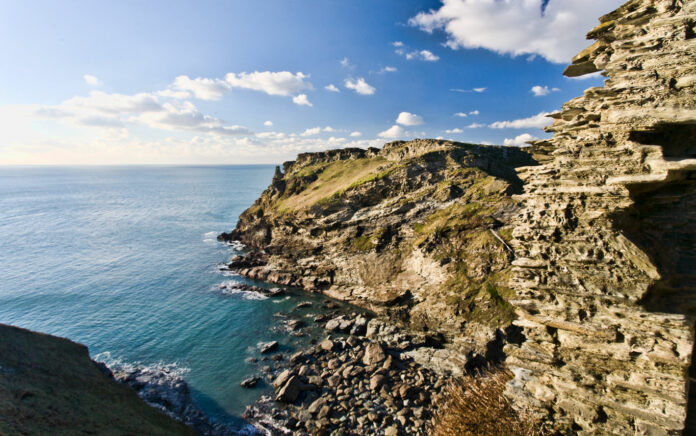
[217, 282, 285, 298]
[110, 364, 244, 436]
[243, 331, 448, 436]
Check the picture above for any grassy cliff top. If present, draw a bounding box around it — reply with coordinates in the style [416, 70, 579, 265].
[0, 324, 194, 436]
[269, 139, 534, 214]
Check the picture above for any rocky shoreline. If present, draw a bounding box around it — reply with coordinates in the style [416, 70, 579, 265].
[101, 362, 248, 436]
[241, 311, 450, 436]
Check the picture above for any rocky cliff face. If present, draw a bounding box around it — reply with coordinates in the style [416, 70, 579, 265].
[505, 0, 696, 434]
[220, 140, 536, 362]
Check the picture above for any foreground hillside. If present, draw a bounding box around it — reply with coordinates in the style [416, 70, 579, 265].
[220, 139, 536, 360]
[0, 324, 194, 436]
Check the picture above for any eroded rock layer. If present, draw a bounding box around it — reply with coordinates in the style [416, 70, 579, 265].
[221, 140, 535, 361]
[506, 1, 696, 434]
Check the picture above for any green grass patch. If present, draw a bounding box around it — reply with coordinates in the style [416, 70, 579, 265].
[274, 157, 390, 213]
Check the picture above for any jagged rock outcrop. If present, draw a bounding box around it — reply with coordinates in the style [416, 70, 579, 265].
[505, 1, 696, 434]
[220, 140, 536, 360]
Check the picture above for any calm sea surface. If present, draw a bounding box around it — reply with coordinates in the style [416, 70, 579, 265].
[0, 165, 344, 429]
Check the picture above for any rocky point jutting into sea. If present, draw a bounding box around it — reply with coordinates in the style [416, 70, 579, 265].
[219, 0, 696, 434]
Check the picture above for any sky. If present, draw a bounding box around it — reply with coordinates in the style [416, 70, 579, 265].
[0, 0, 625, 165]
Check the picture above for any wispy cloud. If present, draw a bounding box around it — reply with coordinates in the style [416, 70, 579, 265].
[83, 74, 102, 86]
[169, 71, 314, 102]
[451, 87, 487, 93]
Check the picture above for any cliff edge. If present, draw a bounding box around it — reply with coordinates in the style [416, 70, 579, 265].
[0, 324, 194, 436]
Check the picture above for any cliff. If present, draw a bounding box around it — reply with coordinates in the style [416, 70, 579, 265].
[220, 139, 536, 361]
[221, 1, 696, 433]
[0, 323, 194, 435]
[506, 0, 696, 434]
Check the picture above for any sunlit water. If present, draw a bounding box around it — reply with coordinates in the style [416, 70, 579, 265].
[0, 166, 349, 429]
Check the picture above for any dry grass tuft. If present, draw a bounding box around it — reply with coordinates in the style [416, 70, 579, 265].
[432, 367, 542, 436]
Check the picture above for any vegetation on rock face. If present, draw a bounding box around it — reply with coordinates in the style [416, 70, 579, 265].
[226, 139, 537, 358]
[432, 368, 541, 436]
[0, 324, 193, 436]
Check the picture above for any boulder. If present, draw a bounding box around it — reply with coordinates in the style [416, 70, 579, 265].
[362, 342, 387, 366]
[240, 376, 260, 388]
[258, 341, 278, 354]
[275, 375, 303, 403]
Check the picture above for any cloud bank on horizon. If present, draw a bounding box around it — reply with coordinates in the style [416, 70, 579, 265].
[0, 0, 624, 164]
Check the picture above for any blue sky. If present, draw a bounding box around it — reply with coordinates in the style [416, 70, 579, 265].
[0, 0, 624, 164]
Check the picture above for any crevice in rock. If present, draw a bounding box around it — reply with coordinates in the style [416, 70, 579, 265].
[613, 171, 696, 314]
[629, 122, 696, 159]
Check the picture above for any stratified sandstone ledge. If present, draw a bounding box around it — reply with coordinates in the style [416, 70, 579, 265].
[506, 0, 696, 434]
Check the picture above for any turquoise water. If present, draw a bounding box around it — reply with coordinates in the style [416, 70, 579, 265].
[0, 166, 344, 428]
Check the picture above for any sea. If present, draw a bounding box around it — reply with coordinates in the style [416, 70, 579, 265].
[0, 165, 350, 430]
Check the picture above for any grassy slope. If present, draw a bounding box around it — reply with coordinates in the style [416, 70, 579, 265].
[0, 324, 194, 436]
[276, 156, 390, 212]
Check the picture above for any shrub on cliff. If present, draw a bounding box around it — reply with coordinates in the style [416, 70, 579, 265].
[432, 367, 541, 436]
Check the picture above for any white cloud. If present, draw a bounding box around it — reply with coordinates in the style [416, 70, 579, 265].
[83, 74, 102, 86]
[401, 49, 440, 62]
[264, 120, 273, 127]
[323, 126, 340, 132]
[157, 89, 191, 99]
[469, 110, 480, 115]
[396, 112, 424, 126]
[490, 112, 552, 129]
[454, 112, 467, 118]
[172, 76, 229, 100]
[467, 123, 485, 128]
[26, 89, 251, 139]
[419, 50, 440, 61]
[410, 0, 624, 63]
[451, 87, 487, 93]
[256, 131, 286, 139]
[171, 71, 313, 101]
[325, 84, 340, 92]
[504, 133, 538, 146]
[344, 78, 375, 95]
[225, 71, 313, 97]
[301, 127, 321, 136]
[59, 91, 162, 115]
[531, 85, 560, 96]
[134, 101, 251, 136]
[445, 128, 464, 134]
[378, 125, 407, 139]
[292, 94, 312, 106]
[340, 57, 351, 67]
[392, 41, 404, 47]
[379, 66, 398, 73]
[350, 131, 362, 137]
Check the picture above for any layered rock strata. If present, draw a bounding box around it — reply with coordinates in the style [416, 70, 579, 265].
[505, 1, 696, 434]
[220, 140, 536, 362]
